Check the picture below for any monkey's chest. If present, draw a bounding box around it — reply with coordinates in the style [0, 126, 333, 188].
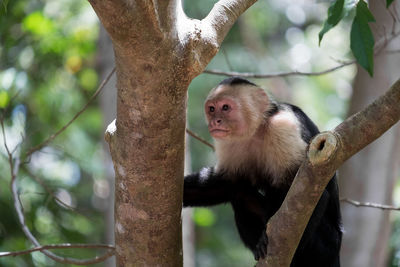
[217, 149, 298, 186]
[216, 131, 306, 185]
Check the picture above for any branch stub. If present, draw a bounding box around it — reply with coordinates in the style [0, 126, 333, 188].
[308, 131, 338, 166]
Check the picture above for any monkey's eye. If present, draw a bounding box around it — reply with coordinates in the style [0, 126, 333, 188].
[222, 104, 230, 111]
[209, 106, 215, 112]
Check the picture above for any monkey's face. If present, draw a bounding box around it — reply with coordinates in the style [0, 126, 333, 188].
[205, 97, 246, 139]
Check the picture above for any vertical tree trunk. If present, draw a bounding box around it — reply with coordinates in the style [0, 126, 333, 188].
[339, 1, 400, 266]
[183, 136, 195, 267]
[89, 0, 259, 265]
[109, 47, 189, 266]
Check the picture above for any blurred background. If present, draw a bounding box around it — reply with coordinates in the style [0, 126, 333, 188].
[0, 0, 399, 266]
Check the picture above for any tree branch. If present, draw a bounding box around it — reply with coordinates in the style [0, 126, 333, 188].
[185, 129, 214, 150]
[203, 0, 257, 46]
[334, 78, 400, 162]
[203, 61, 354, 78]
[21, 165, 79, 212]
[0, 244, 115, 258]
[204, 29, 400, 79]
[341, 198, 400, 211]
[259, 78, 400, 266]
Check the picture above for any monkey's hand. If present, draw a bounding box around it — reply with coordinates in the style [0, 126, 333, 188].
[254, 231, 268, 261]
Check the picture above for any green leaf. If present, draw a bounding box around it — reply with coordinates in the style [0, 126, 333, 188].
[350, 0, 375, 76]
[22, 11, 55, 36]
[0, 91, 10, 108]
[356, 0, 375, 23]
[386, 0, 395, 7]
[319, 0, 345, 45]
[79, 68, 98, 91]
[193, 208, 216, 227]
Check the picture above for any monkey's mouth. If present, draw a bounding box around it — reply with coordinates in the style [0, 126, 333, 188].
[209, 129, 230, 138]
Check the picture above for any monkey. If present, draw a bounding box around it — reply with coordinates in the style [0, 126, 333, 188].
[183, 77, 342, 267]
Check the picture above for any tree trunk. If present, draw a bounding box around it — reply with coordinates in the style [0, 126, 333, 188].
[89, 0, 257, 265]
[339, 1, 400, 266]
[183, 136, 195, 267]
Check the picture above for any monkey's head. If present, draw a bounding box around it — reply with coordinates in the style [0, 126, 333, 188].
[204, 77, 270, 140]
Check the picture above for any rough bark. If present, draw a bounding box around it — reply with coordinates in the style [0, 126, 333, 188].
[89, 0, 256, 265]
[258, 78, 400, 267]
[183, 136, 195, 267]
[339, 1, 400, 266]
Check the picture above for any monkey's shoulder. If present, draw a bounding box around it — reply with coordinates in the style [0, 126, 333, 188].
[272, 103, 320, 143]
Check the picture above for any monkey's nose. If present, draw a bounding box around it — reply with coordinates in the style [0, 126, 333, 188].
[210, 119, 222, 127]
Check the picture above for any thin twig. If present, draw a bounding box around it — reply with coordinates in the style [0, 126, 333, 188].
[203, 61, 355, 78]
[21, 165, 79, 212]
[341, 198, 400, 211]
[0, 243, 115, 258]
[204, 30, 400, 79]
[186, 129, 215, 150]
[25, 67, 116, 158]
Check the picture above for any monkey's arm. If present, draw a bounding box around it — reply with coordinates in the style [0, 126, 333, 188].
[183, 167, 236, 207]
[232, 189, 270, 260]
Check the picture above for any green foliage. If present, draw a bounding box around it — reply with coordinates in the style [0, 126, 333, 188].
[350, 0, 375, 76]
[0, 90, 9, 108]
[0, 0, 104, 265]
[79, 68, 99, 91]
[319, 0, 345, 45]
[22, 11, 55, 36]
[193, 208, 217, 227]
[319, 0, 378, 76]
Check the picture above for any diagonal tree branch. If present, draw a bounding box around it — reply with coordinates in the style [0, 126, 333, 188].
[185, 129, 214, 150]
[259, 78, 400, 266]
[21, 165, 79, 212]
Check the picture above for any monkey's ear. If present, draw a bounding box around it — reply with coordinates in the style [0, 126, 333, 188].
[256, 88, 270, 111]
[257, 89, 268, 99]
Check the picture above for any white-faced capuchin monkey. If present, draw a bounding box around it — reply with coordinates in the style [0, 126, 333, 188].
[184, 77, 342, 267]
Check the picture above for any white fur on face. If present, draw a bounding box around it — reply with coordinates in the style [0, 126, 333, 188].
[215, 107, 307, 186]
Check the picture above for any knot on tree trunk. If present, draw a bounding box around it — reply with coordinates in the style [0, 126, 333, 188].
[105, 119, 117, 144]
